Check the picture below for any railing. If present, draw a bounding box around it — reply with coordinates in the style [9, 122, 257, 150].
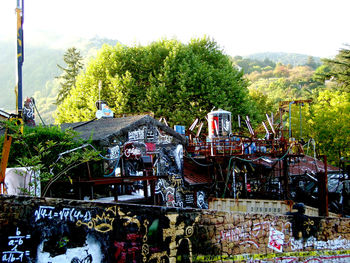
[187, 137, 289, 158]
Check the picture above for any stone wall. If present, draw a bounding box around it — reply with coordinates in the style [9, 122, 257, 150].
[0, 195, 349, 262]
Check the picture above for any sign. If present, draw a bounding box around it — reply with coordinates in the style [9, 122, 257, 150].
[95, 104, 113, 119]
[268, 227, 285, 252]
[101, 104, 113, 118]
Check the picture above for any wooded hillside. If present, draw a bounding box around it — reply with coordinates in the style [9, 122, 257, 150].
[1, 37, 348, 165]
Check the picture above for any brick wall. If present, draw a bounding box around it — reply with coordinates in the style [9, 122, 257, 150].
[0, 196, 349, 262]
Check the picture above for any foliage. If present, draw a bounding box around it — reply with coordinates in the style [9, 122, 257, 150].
[0, 37, 118, 117]
[322, 44, 350, 92]
[0, 121, 100, 196]
[305, 56, 319, 70]
[55, 37, 252, 127]
[32, 79, 60, 125]
[246, 52, 321, 67]
[313, 64, 331, 83]
[243, 46, 350, 165]
[0, 41, 64, 111]
[56, 47, 84, 105]
[246, 65, 317, 106]
[247, 88, 276, 124]
[302, 90, 350, 165]
[232, 56, 276, 74]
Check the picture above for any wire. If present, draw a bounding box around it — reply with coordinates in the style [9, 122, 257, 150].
[184, 150, 213, 167]
[306, 138, 320, 172]
[43, 143, 122, 196]
[64, 143, 121, 161]
[32, 97, 46, 126]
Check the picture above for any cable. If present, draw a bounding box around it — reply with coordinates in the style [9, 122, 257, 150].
[184, 150, 213, 167]
[62, 143, 120, 161]
[43, 143, 122, 196]
[306, 138, 320, 172]
[31, 97, 46, 126]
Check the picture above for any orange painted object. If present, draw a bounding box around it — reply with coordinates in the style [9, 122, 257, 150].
[0, 132, 12, 184]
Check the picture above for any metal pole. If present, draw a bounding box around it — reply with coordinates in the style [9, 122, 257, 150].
[232, 162, 236, 199]
[16, 0, 24, 114]
[318, 155, 329, 217]
[289, 101, 294, 139]
[299, 104, 302, 139]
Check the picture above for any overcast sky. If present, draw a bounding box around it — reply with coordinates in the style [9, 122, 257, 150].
[0, 0, 349, 58]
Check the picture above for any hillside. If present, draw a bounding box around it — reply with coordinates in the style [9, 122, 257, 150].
[246, 52, 322, 67]
[1, 40, 321, 124]
[0, 37, 119, 113]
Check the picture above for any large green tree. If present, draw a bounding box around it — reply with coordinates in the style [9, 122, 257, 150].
[55, 38, 252, 127]
[56, 47, 84, 105]
[322, 44, 350, 92]
[302, 90, 350, 165]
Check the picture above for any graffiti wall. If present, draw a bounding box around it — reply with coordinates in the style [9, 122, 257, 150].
[124, 125, 183, 178]
[105, 125, 190, 208]
[1, 196, 350, 263]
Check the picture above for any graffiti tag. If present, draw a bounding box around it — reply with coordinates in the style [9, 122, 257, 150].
[128, 129, 145, 141]
[268, 227, 285, 252]
[2, 228, 30, 262]
[77, 206, 116, 233]
[34, 206, 91, 222]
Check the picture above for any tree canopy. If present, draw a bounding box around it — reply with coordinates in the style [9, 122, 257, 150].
[302, 90, 350, 165]
[55, 38, 252, 127]
[55, 47, 84, 105]
[0, 121, 100, 196]
[322, 44, 350, 92]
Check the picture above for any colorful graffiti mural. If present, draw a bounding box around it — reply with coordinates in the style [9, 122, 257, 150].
[102, 125, 190, 208]
[1, 196, 350, 263]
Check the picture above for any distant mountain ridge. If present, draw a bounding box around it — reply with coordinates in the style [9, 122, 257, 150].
[0, 37, 119, 111]
[246, 52, 322, 67]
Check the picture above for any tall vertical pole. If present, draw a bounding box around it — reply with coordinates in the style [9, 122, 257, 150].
[282, 157, 289, 200]
[16, 0, 24, 115]
[288, 101, 294, 139]
[299, 104, 303, 140]
[318, 155, 329, 217]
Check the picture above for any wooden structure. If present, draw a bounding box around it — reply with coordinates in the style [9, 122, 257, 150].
[55, 115, 186, 204]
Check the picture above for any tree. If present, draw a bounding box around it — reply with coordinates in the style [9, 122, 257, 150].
[322, 44, 350, 92]
[0, 121, 100, 196]
[303, 90, 350, 165]
[56, 47, 83, 105]
[305, 56, 319, 69]
[248, 88, 276, 124]
[313, 64, 331, 84]
[55, 38, 252, 127]
[273, 63, 290, 78]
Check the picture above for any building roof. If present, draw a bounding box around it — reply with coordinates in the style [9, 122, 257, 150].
[184, 173, 213, 186]
[183, 156, 213, 186]
[60, 115, 186, 146]
[252, 155, 340, 175]
[288, 155, 340, 175]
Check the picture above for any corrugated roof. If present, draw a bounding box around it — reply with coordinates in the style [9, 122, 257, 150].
[184, 173, 213, 185]
[184, 156, 213, 185]
[288, 155, 340, 175]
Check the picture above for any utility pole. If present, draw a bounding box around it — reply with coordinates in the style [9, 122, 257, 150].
[318, 155, 329, 217]
[16, 0, 24, 115]
[0, 0, 25, 193]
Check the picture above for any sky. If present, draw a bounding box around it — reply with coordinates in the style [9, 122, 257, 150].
[0, 0, 349, 58]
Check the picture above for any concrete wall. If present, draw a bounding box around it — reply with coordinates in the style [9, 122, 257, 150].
[0, 195, 349, 263]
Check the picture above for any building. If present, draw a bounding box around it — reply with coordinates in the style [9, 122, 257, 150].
[59, 115, 192, 207]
